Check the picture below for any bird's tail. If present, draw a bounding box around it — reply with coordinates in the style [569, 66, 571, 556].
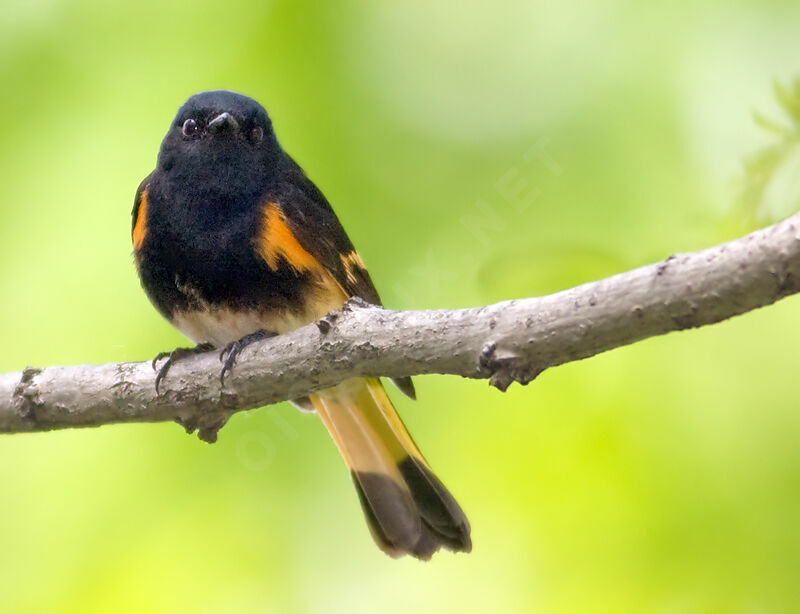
[310, 378, 471, 560]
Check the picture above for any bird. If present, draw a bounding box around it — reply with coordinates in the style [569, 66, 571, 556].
[131, 90, 471, 559]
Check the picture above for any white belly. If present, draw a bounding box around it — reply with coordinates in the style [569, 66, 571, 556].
[171, 307, 322, 347]
[170, 272, 348, 347]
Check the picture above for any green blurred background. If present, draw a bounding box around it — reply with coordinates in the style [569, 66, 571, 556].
[2, 1, 800, 612]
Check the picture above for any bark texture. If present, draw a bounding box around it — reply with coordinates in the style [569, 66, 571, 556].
[2, 212, 799, 442]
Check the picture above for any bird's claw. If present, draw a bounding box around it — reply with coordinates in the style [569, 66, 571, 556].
[152, 342, 214, 394]
[218, 329, 275, 385]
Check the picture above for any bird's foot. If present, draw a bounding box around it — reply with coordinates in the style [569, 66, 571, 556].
[152, 342, 214, 394]
[219, 329, 276, 385]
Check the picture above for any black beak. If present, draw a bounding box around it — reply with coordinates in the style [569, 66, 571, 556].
[207, 112, 240, 134]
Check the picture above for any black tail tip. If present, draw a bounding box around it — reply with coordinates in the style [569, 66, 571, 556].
[352, 460, 471, 560]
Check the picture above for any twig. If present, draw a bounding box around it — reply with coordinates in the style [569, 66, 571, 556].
[2, 211, 799, 442]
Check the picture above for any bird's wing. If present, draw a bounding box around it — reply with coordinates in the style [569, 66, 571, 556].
[263, 164, 416, 400]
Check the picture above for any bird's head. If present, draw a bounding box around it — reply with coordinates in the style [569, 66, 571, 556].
[157, 90, 281, 195]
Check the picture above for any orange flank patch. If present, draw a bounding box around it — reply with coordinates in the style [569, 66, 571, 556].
[132, 189, 148, 250]
[258, 202, 322, 273]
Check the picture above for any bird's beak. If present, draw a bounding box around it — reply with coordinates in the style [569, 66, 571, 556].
[207, 112, 240, 134]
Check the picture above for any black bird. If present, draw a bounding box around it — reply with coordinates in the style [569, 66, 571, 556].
[132, 90, 471, 559]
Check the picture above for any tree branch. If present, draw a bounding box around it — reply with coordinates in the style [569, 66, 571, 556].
[3, 212, 800, 441]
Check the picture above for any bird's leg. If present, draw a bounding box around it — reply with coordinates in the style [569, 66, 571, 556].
[219, 329, 276, 385]
[152, 342, 215, 394]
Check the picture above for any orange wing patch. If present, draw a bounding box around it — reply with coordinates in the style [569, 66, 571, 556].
[257, 202, 322, 273]
[340, 250, 366, 284]
[132, 189, 148, 250]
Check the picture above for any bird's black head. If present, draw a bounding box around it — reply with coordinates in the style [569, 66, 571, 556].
[157, 90, 282, 201]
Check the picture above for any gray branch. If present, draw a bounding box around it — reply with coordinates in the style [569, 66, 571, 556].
[3, 212, 800, 442]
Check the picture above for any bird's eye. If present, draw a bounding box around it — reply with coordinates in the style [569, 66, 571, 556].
[249, 126, 263, 144]
[182, 119, 199, 138]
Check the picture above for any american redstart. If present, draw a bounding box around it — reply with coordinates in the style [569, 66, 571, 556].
[132, 90, 471, 559]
